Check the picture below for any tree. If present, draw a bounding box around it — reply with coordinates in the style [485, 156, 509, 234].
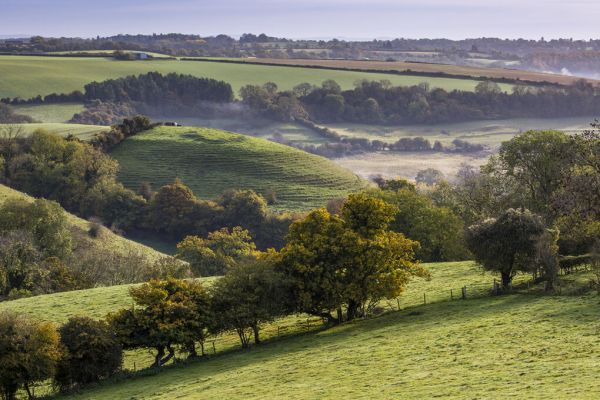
[415, 168, 445, 186]
[279, 193, 426, 323]
[0, 198, 72, 259]
[466, 208, 545, 289]
[219, 189, 268, 231]
[495, 130, 572, 217]
[0, 313, 60, 400]
[55, 317, 123, 390]
[210, 257, 290, 347]
[108, 278, 210, 367]
[369, 188, 469, 262]
[176, 227, 257, 276]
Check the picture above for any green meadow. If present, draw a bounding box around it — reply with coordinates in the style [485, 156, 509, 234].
[110, 126, 369, 211]
[0, 56, 506, 99]
[2, 261, 596, 399]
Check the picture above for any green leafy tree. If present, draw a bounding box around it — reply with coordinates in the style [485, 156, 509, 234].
[55, 317, 123, 390]
[108, 278, 210, 367]
[0, 198, 72, 259]
[176, 226, 257, 276]
[0, 312, 60, 400]
[466, 208, 545, 289]
[369, 188, 469, 262]
[279, 193, 426, 323]
[495, 130, 572, 216]
[210, 257, 290, 347]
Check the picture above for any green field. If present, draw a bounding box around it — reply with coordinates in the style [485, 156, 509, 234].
[327, 117, 594, 180]
[4, 261, 596, 399]
[110, 126, 369, 210]
[0, 184, 166, 261]
[12, 103, 85, 122]
[0, 122, 107, 140]
[0, 56, 505, 99]
[55, 294, 600, 399]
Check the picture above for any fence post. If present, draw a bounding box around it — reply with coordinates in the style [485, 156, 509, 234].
[397, 298, 400, 310]
[307, 318, 310, 331]
[450, 289, 453, 300]
[423, 293, 427, 305]
[461, 286, 467, 299]
[212, 341, 216, 354]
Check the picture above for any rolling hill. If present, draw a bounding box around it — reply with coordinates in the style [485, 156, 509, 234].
[2, 261, 596, 399]
[0, 184, 167, 261]
[109, 126, 370, 211]
[0, 55, 513, 100]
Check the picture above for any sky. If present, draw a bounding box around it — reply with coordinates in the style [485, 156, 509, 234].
[1, 0, 599, 40]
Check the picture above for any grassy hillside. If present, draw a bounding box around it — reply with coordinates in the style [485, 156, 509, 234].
[5, 261, 590, 399]
[110, 126, 369, 211]
[12, 103, 85, 123]
[0, 184, 166, 261]
[0, 122, 107, 140]
[0, 56, 509, 99]
[0, 261, 497, 325]
[56, 294, 600, 399]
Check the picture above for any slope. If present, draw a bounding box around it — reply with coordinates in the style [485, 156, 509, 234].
[0, 184, 167, 261]
[109, 126, 370, 211]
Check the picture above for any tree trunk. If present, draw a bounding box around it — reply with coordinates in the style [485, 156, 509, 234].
[501, 271, 512, 290]
[153, 346, 165, 367]
[161, 345, 176, 365]
[347, 300, 359, 321]
[237, 328, 249, 348]
[336, 307, 343, 324]
[252, 323, 261, 344]
[24, 383, 33, 400]
[200, 341, 205, 356]
[187, 341, 197, 359]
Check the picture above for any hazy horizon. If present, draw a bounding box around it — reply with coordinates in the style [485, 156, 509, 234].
[1, 0, 599, 40]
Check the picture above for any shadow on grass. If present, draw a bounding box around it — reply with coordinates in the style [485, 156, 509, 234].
[53, 284, 600, 399]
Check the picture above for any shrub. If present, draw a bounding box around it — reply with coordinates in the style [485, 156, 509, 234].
[55, 317, 123, 390]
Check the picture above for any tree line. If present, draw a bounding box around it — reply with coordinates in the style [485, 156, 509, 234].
[240, 79, 600, 126]
[0, 193, 428, 399]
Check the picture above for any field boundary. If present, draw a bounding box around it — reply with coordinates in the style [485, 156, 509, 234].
[180, 57, 577, 88]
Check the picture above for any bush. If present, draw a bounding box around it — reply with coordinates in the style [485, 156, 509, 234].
[55, 317, 123, 390]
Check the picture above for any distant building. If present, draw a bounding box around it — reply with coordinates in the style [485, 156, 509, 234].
[163, 122, 181, 126]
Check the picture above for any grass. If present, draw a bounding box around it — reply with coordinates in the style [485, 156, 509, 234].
[56, 294, 600, 399]
[0, 184, 167, 261]
[326, 116, 594, 180]
[227, 57, 594, 86]
[0, 122, 107, 140]
[0, 55, 511, 99]
[5, 261, 594, 399]
[12, 103, 85, 123]
[149, 116, 328, 145]
[109, 126, 369, 211]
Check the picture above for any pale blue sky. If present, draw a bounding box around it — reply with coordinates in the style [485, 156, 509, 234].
[1, 0, 597, 39]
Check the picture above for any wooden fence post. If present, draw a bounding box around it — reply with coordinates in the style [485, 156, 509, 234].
[397, 298, 400, 310]
[461, 286, 467, 299]
[212, 341, 216, 354]
[450, 289, 453, 300]
[423, 293, 427, 305]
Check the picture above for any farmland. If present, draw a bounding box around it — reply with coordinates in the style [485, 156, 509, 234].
[57, 294, 600, 399]
[4, 260, 594, 399]
[110, 126, 369, 211]
[12, 103, 84, 122]
[0, 122, 107, 140]
[224, 57, 598, 86]
[0, 55, 514, 100]
[325, 117, 594, 179]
